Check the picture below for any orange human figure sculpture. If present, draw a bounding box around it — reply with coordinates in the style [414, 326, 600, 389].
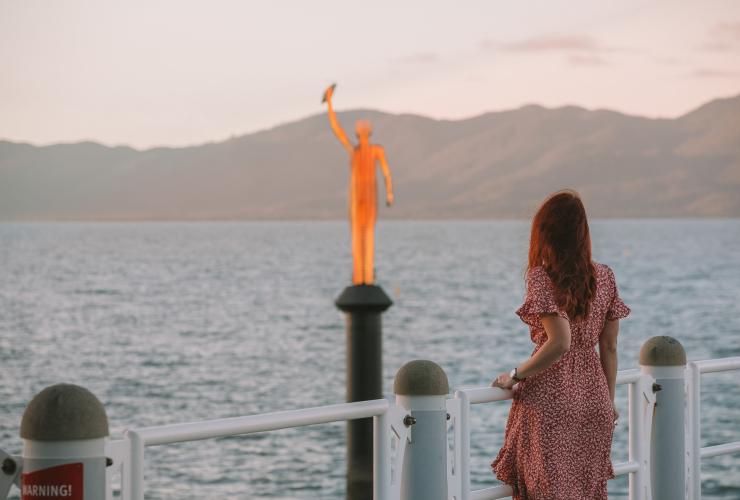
[323, 84, 394, 285]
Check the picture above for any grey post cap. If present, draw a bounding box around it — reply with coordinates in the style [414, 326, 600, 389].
[639, 336, 687, 366]
[21, 384, 109, 441]
[394, 360, 449, 396]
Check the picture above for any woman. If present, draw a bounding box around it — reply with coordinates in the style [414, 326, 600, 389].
[490, 190, 630, 499]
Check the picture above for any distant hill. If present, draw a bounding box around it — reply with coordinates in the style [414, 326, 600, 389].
[1, 94, 739, 220]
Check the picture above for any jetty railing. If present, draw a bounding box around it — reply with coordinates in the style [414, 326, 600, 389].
[2, 337, 740, 500]
[448, 367, 656, 500]
[112, 399, 403, 500]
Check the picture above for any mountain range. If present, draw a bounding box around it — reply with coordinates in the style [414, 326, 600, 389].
[1, 94, 739, 220]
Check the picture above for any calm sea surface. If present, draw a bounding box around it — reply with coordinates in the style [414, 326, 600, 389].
[1, 220, 739, 499]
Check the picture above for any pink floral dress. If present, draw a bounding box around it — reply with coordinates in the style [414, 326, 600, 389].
[491, 263, 630, 499]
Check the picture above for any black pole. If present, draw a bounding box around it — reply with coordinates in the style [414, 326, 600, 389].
[335, 284, 393, 500]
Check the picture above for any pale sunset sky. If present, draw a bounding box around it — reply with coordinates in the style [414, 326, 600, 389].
[1, 0, 739, 149]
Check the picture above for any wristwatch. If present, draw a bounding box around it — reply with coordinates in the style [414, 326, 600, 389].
[510, 367, 525, 382]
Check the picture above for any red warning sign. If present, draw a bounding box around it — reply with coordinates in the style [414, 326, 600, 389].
[21, 462, 83, 499]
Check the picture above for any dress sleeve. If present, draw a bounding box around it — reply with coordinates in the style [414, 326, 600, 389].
[606, 265, 631, 321]
[515, 267, 569, 327]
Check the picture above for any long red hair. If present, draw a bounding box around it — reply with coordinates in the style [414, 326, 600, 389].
[528, 190, 596, 321]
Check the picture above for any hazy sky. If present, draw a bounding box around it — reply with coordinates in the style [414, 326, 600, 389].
[1, 0, 739, 148]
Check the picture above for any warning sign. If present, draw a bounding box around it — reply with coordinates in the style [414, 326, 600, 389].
[21, 462, 83, 499]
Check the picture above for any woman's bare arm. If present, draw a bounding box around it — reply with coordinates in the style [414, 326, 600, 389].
[516, 314, 571, 379]
[599, 319, 619, 402]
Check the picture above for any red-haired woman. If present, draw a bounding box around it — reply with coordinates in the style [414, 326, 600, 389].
[490, 190, 630, 499]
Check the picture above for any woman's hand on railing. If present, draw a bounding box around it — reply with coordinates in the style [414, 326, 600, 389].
[491, 372, 516, 390]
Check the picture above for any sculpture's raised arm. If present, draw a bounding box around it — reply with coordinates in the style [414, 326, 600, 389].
[322, 84, 353, 155]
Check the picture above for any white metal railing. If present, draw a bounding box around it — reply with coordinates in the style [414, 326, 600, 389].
[448, 368, 656, 500]
[686, 356, 740, 500]
[105, 398, 411, 500]
[104, 366, 659, 500]
[5, 356, 740, 500]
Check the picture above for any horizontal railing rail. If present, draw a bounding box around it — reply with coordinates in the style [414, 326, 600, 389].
[693, 357, 740, 373]
[130, 398, 390, 446]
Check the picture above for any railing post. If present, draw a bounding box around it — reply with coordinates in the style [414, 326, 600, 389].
[123, 430, 145, 500]
[640, 336, 687, 500]
[628, 372, 655, 500]
[394, 360, 449, 500]
[686, 362, 701, 500]
[373, 411, 391, 500]
[453, 390, 471, 500]
[20, 384, 109, 499]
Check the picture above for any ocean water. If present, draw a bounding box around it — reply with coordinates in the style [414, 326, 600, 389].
[0, 220, 739, 499]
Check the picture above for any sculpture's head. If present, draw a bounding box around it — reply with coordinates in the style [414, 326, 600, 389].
[355, 120, 372, 143]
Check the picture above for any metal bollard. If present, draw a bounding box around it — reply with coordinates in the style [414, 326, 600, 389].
[20, 384, 109, 500]
[394, 360, 449, 500]
[639, 336, 687, 500]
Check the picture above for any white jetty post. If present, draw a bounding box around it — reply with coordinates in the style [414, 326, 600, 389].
[20, 384, 109, 500]
[640, 336, 687, 500]
[394, 360, 449, 500]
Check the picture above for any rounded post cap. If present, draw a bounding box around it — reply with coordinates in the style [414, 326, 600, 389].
[335, 284, 393, 313]
[639, 335, 687, 366]
[394, 360, 449, 396]
[21, 384, 109, 441]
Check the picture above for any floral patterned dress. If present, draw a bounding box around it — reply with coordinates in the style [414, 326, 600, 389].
[491, 263, 630, 499]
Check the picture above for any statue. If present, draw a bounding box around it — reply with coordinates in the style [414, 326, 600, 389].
[322, 84, 394, 285]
